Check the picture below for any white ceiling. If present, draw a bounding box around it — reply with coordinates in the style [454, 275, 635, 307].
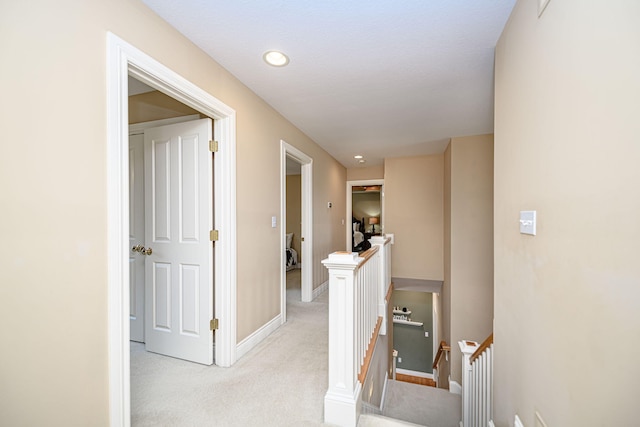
[142, 0, 516, 168]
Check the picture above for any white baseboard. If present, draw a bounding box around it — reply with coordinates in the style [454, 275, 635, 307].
[396, 368, 434, 379]
[449, 379, 462, 395]
[313, 280, 328, 300]
[236, 314, 282, 360]
[380, 372, 389, 412]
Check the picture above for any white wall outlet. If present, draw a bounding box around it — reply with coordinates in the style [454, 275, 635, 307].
[424, 331, 429, 338]
[398, 357, 402, 363]
[271, 216, 277, 228]
[327, 202, 332, 208]
[341, 219, 345, 225]
[519, 210, 536, 235]
[386, 233, 394, 244]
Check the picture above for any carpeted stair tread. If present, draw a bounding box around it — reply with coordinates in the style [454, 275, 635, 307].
[381, 380, 461, 427]
[358, 413, 426, 427]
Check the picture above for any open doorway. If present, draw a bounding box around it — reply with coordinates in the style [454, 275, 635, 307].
[284, 156, 303, 305]
[107, 33, 237, 424]
[128, 76, 215, 361]
[391, 289, 436, 385]
[346, 179, 384, 252]
[280, 140, 313, 322]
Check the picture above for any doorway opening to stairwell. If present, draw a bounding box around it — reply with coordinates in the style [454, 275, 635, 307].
[391, 285, 441, 388]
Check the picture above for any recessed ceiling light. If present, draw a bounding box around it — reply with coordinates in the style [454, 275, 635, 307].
[263, 50, 289, 67]
[354, 155, 363, 159]
[359, 159, 366, 164]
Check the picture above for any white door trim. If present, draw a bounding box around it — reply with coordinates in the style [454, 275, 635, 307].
[346, 179, 385, 251]
[280, 141, 313, 309]
[107, 33, 237, 427]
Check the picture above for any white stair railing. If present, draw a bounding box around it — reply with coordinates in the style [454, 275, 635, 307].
[459, 334, 494, 427]
[322, 236, 392, 427]
[370, 236, 392, 334]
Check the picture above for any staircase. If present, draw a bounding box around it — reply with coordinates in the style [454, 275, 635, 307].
[358, 380, 461, 427]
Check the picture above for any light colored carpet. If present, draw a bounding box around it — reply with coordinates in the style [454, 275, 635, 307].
[382, 380, 461, 427]
[131, 278, 328, 426]
[286, 268, 301, 289]
[131, 269, 459, 427]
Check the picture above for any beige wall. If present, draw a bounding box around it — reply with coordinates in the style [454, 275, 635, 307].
[441, 143, 452, 388]
[286, 174, 302, 259]
[0, 0, 345, 424]
[346, 164, 384, 181]
[445, 135, 494, 384]
[494, 1, 640, 426]
[384, 155, 444, 280]
[129, 91, 200, 123]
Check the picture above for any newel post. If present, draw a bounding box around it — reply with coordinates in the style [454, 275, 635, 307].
[459, 340, 479, 427]
[322, 251, 363, 427]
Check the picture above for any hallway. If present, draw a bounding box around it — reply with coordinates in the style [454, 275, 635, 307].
[131, 274, 328, 426]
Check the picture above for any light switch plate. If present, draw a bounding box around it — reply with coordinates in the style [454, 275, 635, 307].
[271, 216, 277, 228]
[520, 211, 536, 235]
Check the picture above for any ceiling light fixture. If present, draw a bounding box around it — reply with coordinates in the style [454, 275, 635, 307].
[263, 50, 289, 67]
[359, 159, 366, 164]
[354, 155, 363, 159]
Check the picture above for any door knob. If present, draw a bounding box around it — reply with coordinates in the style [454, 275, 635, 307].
[132, 244, 143, 253]
[143, 247, 153, 255]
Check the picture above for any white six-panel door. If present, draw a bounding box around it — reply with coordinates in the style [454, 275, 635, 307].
[144, 118, 214, 365]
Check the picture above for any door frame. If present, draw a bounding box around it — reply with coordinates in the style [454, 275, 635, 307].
[107, 33, 237, 426]
[280, 140, 313, 310]
[346, 179, 384, 251]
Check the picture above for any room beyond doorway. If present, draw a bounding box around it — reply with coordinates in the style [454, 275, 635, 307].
[346, 179, 384, 252]
[280, 140, 313, 324]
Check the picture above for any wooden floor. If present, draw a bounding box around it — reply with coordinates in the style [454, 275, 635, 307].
[396, 373, 436, 387]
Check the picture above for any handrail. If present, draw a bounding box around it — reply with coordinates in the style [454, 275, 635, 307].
[358, 246, 378, 263]
[470, 333, 493, 364]
[432, 340, 451, 370]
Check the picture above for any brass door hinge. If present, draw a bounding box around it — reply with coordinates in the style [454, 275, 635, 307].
[210, 230, 219, 241]
[209, 140, 218, 152]
[210, 318, 219, 330]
